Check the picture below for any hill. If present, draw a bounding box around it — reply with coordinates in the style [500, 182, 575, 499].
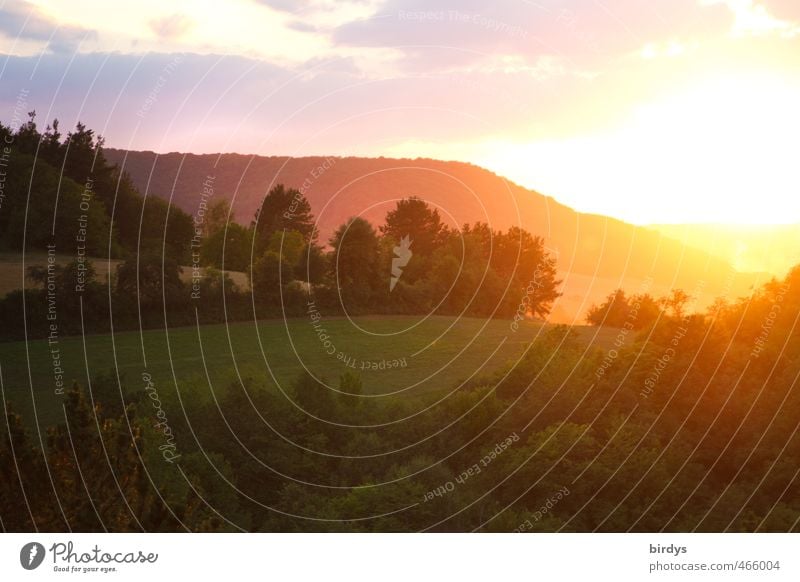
[104, 149, 766, 321]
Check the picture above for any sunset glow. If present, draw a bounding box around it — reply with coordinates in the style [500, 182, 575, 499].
[4, 0, 800, 554]
[2, 0, 799, 227]
[475, 72, 800, 225]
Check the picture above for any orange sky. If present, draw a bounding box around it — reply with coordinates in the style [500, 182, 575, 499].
[1, 0, 799, 225]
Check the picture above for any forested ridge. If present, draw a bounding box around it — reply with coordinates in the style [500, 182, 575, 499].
[0, 117, 561, 340]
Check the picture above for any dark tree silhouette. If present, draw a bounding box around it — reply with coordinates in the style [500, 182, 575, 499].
[252, 184, 316, 253]
[380, 196, 446, 257]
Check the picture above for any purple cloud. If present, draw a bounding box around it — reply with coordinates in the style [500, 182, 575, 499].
[0, 1, 96, 53]
[332, 0, 732, 69]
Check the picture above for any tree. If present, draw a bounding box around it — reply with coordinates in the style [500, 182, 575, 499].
[1, 383, 207, 531]
[204, 198, 234, 238]
[329, 217, 382, 309]
[302, 243, 328, 285]
[153, 198, 195, 262]
[586, 289, 630, 327]
[115, 252, 185, 313]
[629, 293, 662, 329]
[267, 229, 305, 268]
[292, 370, 333, 416]
[251, 251, 292, 308]
[428, 228, 488, 314]
[497, 227, 561, 319]
[380, 196, 445, 257]
[0, 404, 62, 530]
[339, 371, 363, 396]
[588, 290, 665, 329]
[62, 122, 107, 182]
[0, 151, 116, 255]
[41, 118, 62, 162]
[13, 110, 40, 153]
[0, 120, 11, 144]
[252, 184, 315, 253]
[200, 223, 252, 272]
[660, 289, 691, 320]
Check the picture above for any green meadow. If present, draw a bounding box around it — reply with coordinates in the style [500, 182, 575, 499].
[0, 315, 615, 429]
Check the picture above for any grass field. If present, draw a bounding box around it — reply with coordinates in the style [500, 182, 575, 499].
[0, 315, 616, 430]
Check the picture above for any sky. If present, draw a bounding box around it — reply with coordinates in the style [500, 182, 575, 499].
[1, 0, 799, 225]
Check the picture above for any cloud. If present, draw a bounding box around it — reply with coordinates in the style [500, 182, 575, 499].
[702, 0, 800, 37]
[761, 0, 800, 21]
[148, 13, 195, 40]
[0, 1, 95, 53]
[257, 0, 311, 12]
[0, 1, 792, 173]
[256, 0, 375, 14]
[331, 0, 732, 71]
[0, 49, 591, 157]
[287, 20, 318, 33]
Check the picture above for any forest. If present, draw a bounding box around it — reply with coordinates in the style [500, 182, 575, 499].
[0, 116, 560, 341]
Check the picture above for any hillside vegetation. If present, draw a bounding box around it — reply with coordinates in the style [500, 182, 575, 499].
[105, 148, 765, 322]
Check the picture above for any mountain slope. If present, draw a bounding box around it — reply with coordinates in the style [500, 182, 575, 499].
[104, 149, 765, 321]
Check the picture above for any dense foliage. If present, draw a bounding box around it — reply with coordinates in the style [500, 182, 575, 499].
[0, 120, 561, 340]
[2, 266, 799, 531]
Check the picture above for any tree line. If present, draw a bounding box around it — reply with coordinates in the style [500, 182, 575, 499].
[0, 117, 561, 340]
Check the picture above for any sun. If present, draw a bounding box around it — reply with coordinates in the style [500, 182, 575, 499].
[476, 72, 800, 226]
